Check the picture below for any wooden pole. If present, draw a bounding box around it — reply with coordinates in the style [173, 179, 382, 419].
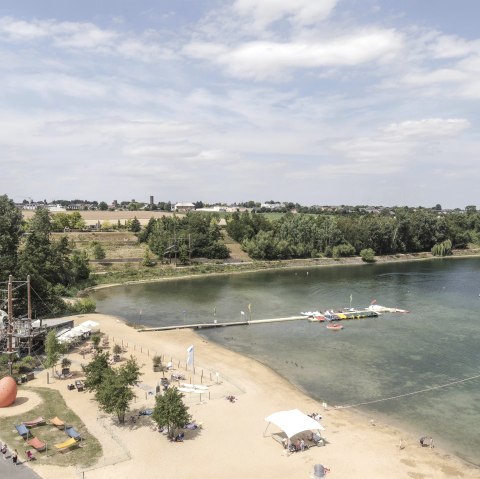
[7, 275, 13, 376]
[27, 275, 32, 356]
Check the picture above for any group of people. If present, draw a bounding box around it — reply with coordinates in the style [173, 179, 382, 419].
[290, 438, 308, 452]
[419, 436, 434, 448]
[308, 412, 322, 421]
[1, 443, 18, 465]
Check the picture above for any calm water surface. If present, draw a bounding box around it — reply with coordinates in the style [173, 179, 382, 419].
[94, 258, 480, 465]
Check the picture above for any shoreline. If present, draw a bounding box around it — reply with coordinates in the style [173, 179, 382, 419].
[3, 312, 480, 478]
[85, 250, 480, 293]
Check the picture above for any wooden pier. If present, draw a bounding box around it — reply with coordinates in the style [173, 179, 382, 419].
[138, 315, 306, 332]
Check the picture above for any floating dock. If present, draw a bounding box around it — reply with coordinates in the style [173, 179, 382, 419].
[138, 315, 305, 332]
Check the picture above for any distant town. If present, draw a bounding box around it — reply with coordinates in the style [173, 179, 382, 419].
[15, 198, 475, 215]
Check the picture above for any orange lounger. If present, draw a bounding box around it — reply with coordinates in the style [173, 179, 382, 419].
[54, 437, 78, 451]
[50, 416, 66, 429]
[27, 437, 47, 451]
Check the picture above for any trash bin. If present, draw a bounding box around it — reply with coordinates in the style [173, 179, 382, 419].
[313, 464, 326, 478]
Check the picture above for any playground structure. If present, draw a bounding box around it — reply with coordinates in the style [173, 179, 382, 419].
[1, 275, 47, 376]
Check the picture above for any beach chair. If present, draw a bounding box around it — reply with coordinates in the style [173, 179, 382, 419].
[50, 416, 66, 429]
[139, 409, 153, 416]
[65, 426, 81, 441]
[15, 423, 30, 438]
[23, 416, 46, 427]
[54, 437, 79, 452]
[27, 437, 47, 452]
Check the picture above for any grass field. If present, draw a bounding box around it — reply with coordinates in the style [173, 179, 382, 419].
[0, 387, 102, 467]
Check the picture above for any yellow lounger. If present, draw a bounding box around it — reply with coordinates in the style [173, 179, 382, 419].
[54, 437, 78, 451]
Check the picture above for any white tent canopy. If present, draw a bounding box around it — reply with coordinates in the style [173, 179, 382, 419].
[264, 409, 324, 440]
[79, 320, 100, 332]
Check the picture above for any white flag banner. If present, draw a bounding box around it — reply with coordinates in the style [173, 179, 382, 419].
[186, 344, 194, 366]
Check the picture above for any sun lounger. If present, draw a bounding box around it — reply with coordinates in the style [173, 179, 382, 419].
[50, 416, 66, 429]
[15, 423, 30, 438]
[65, 426, 81, 441]
[54, 437, 78, 451]
[183, 422, 202, 430]
[23, 416, 46, 427]
[139, 409, 153, 416]
[27, 437, 47, 451]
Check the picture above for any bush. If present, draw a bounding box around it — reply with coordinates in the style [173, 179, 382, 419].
[67, 297, 96, 314]
[360, 248, 376, 263]
[432, 239, 452, 257]
[93, 243, 106, 260]
[332, 243, 356, 258]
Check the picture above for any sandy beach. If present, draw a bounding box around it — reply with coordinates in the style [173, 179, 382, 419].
[4, 312, 480, 479]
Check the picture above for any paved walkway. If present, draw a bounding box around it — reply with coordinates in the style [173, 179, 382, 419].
[0, 454, 42, 479]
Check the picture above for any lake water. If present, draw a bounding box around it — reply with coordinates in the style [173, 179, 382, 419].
[93, 258, 480, 466]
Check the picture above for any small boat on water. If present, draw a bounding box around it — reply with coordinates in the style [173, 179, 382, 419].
[326, 323, 344, 331]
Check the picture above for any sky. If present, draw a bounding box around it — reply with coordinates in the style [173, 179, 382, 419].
[1, 1, 480, 208]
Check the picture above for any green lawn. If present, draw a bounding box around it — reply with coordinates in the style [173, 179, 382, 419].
[0, 386, 102, 467]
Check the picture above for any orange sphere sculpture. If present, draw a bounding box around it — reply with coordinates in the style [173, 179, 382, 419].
[0, 376, 18, 407]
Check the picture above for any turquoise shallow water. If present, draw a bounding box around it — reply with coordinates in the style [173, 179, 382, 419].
[93, 257, 480, 465]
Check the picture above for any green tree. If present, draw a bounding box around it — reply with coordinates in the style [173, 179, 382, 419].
[99, 201, 109, 211]
[130, 217, 141, 233]
[152, 387, 191, 439]
[360, 248, 376, 263]
[83, 351, 111, 391]
[16, 208, 66, 316]
[0, 195, 24, 280]
[71, 249, 90, 282]
[92, 243, 106, 260]
[95, 356, 142, 423]
[431, 239, 453, 257]
[44, 330, 65, 372]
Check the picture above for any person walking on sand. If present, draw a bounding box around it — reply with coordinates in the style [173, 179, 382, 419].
[12, 449, 18, 466]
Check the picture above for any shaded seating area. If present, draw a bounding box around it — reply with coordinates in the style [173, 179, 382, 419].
[23, 416, 46, 427]
[54, 437, 79, 452]
[27, 437, 47, 452]
[65, 426, 81, 441]
[264, 409, 326, 453]
[49, 416, 66, 429]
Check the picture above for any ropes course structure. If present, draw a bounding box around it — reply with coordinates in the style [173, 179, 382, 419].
[335, 373, 480, 409]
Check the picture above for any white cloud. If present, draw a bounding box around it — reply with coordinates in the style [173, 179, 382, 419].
[7, 72, 107, 99]
[233, 0, 339, 28]
[428, 34, 480, 60]
[185, 28, 403, 79]
[383, 118, 470, 139]
[329, 117, 470, 175]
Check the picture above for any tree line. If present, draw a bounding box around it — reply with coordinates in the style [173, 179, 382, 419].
[226, 209, 480, 260]
[139, 213, 230, 263]
[0, 195, 91, 317]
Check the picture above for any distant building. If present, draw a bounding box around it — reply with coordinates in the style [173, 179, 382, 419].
[47, 204, 67, 212]
[173, 202, 196, 212]
[260, 202, 284, 210]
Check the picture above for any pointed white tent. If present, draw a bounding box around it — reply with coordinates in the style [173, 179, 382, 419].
[264, 409, 324, 441]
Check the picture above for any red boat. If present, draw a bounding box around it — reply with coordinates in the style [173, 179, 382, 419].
[326, 323, 344, 331]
